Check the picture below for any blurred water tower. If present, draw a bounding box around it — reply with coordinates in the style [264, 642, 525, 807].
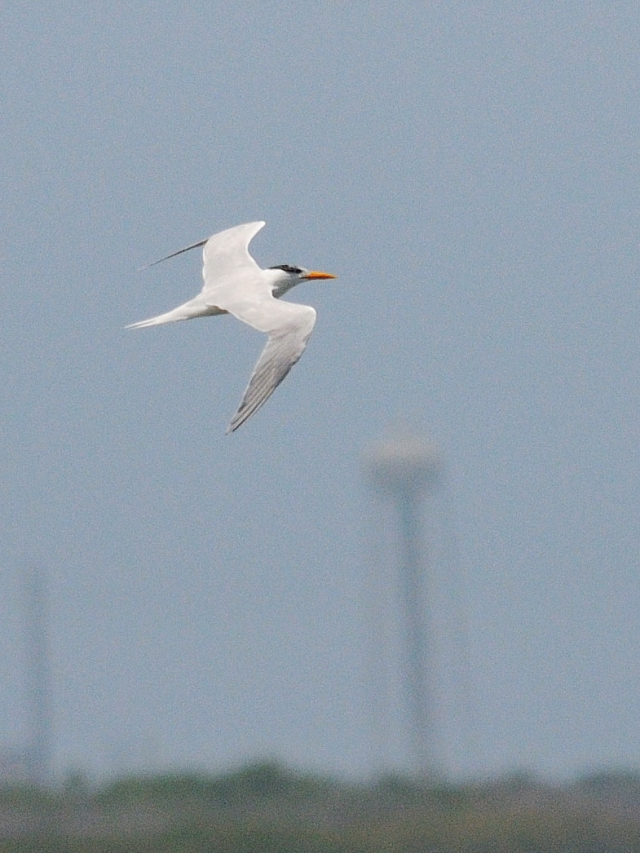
[363, 427, 441, 779]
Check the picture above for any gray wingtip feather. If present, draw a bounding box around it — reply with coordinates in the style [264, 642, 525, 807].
[138, 237, 208, 271]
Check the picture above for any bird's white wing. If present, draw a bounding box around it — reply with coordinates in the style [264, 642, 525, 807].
[224, 298, 317, 433]
[138, 221, 265, 273]
[200, 221, 265, 292]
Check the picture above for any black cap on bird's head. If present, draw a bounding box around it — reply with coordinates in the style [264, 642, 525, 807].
[269, 264, 304, 275]
[269, 264, 336, 280]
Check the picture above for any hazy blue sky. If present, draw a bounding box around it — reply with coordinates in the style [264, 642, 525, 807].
[2, 1, 640, 781]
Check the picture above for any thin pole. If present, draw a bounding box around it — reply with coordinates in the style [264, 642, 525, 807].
[24, 566, 52, 787]
[397, 489, 434, 777]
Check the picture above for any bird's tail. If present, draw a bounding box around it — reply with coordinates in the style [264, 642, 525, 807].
[125, 300, 203, 329]
[125, 313, 175, 329]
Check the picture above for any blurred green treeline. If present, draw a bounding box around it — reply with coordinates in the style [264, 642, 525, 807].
[1, 760, 640, 852]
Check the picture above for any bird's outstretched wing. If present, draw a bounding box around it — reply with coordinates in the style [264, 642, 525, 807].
[201, 221, 265, 291]
[138, 221, 265, 276]
[225, 300, 317, 433]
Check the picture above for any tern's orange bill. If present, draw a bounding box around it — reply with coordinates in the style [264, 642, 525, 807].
[303, 271, 337, 280]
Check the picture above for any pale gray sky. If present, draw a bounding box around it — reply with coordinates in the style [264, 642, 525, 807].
[1, 1, 640, 781]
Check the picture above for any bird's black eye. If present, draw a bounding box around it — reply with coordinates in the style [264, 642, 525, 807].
[269, 264, 303, 275]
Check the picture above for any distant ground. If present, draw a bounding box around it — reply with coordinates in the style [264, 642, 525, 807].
[1, 762, 640, 852]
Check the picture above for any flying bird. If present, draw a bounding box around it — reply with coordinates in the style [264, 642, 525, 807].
[127, 221, 336, 433]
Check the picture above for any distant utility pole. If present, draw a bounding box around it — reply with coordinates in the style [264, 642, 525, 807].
[23, 566, 53, 787]
[363, 428, 441, 779]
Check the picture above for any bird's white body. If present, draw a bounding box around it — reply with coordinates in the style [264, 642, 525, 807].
[127, 221, 335, 432]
